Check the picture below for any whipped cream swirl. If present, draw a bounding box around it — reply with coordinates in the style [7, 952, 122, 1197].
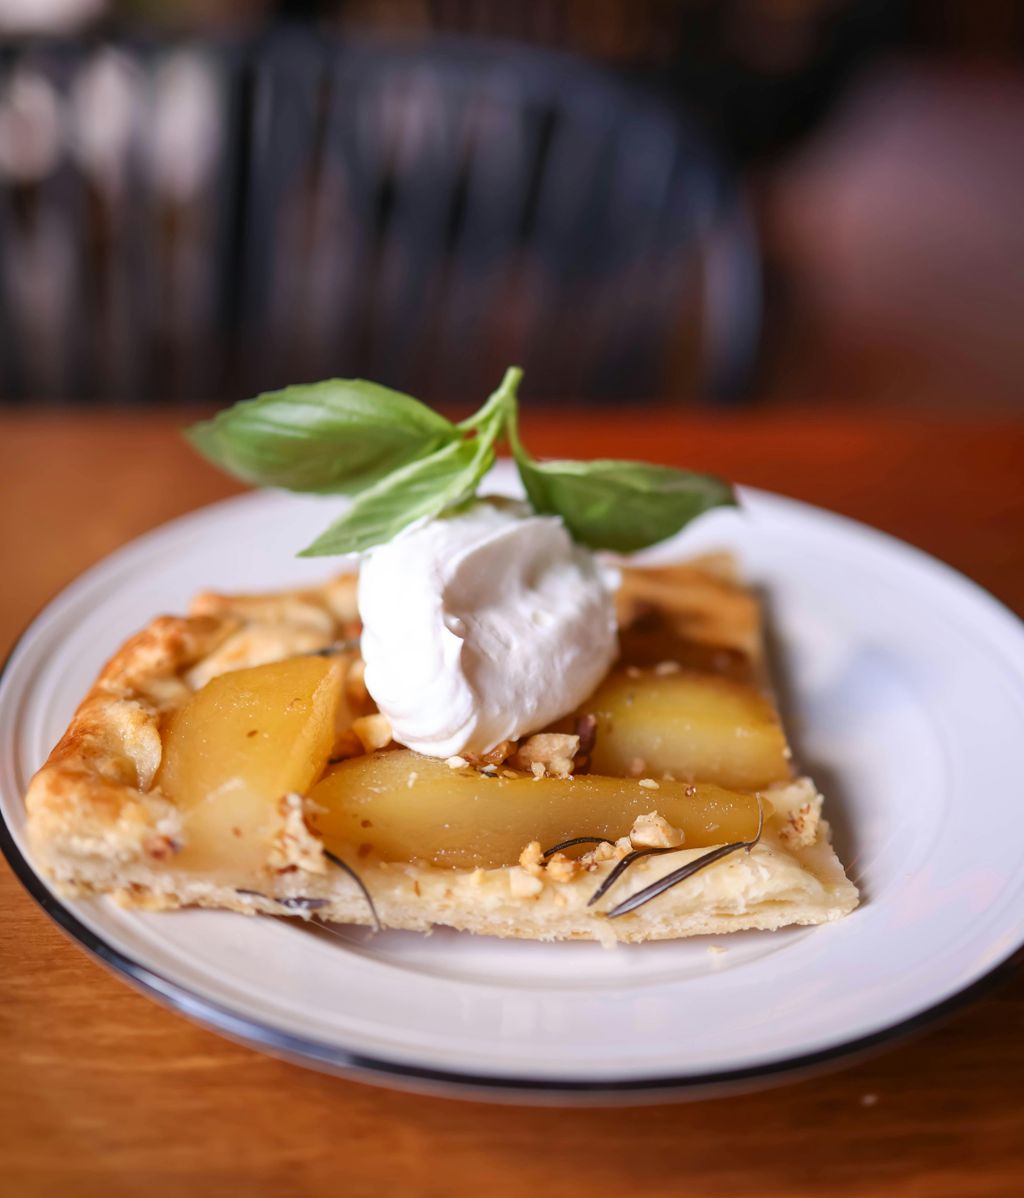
[357, 499, 618, 758]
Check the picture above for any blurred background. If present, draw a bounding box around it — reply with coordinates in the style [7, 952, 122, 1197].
[0, 0, 1021, 409]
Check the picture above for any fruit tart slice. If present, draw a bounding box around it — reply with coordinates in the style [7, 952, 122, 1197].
[25, 557, 858, 943]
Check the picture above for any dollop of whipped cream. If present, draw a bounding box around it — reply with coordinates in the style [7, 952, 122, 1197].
[358, 499, 618, 758]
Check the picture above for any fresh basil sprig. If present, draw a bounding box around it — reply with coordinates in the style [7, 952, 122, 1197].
[186, 367, 735, 556]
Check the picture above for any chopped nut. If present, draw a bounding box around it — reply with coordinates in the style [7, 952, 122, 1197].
[581, 837, 631, 868]
[530, 762, 545, 780]
[464, 740, 515, 768]
[352, 713, 393, 753]
[544, 854, 577, 884]
[509, 732, 580, 779]
[638, 778, 660, 790]
[518, 840, 544, 875]
[508, 867, 544, 898]
[500, 768, 519, 780]
[629, 811, 684, 849]
[589, 841, 617, 864]
[779, 799, 820, 848]
[446, 755, 470, 770]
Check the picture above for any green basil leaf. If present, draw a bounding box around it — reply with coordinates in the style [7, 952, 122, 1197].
[186, 379, 459, 496]
[515, 456, 736, 553]
[298, 431, 498, 557]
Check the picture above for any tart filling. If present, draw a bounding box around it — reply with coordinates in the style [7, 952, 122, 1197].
[25, 558, 859, 944]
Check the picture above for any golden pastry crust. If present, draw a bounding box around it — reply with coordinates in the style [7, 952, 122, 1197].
[24, 562, 859, 942]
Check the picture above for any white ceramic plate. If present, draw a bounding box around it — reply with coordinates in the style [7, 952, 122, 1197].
[3, 470, 1024, 1103]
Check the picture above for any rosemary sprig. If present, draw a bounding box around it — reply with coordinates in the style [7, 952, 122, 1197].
[324, 848, 382, 933]
[605, 799, 765, 919]
[587, 845, 685, 908]
[541, 798, 766, 919]
[541, 836, 610, 857]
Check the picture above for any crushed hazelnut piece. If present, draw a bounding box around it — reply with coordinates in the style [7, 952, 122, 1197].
[638, 778, 660, 790]
[581, 838, 631, 868]
[509, 732, 579, 779]
[590, 841, 617, 863]
[544, 854, 577, 883]
[518, 841, 544, 874]
[352, 713, 393, 753]
[629, 811, 684, 849]
[464, 740, 515, 767]
[530, 762, 545, 780]
[446, 755, 470, 770]
[779, 798, 819, 848]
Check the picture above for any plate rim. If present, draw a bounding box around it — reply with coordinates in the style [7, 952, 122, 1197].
[2, 485, 1023, 1100]
[1, 807, 1020, 1100]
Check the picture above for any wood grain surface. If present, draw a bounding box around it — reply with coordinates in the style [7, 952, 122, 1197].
[1, 407, 1022, 1198]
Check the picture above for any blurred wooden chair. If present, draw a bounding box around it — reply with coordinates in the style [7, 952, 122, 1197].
[0, 31, 759, 405]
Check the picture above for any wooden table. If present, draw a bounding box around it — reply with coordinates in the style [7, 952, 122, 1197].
[2, 408, 1022, 1198]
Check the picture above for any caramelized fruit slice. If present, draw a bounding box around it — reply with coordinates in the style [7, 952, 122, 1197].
[584, 668, 791, 790]
[158, 655, 349, 871]
[308, 749, 764, 869]
[616, 563, 759, 683]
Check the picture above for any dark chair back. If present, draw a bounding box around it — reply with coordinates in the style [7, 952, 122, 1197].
[0, 32, 759, 404]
